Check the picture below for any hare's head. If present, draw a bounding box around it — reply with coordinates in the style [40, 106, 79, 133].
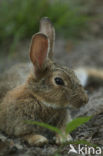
[28, 17, 88, 109]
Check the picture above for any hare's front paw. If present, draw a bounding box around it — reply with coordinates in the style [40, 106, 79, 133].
[55, 134, 73, 145]
[24, 134, 48, 146]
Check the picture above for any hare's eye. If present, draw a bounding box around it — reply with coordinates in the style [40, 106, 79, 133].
[55, 77, 64, 85]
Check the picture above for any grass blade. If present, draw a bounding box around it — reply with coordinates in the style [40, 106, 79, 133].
[25, 120, 62, 135]
[65, 116, 92, 134]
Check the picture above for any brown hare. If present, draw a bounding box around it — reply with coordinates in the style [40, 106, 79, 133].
[0, 17, 88, 146]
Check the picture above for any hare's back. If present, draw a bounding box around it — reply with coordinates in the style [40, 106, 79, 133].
[0, 63, 31, 102]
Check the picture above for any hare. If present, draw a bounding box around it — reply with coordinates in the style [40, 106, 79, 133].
[0, 17, 88, 146]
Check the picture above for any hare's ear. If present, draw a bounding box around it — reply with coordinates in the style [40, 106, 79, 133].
[40, 17, 55, 59]
[30, 33, 49, 72]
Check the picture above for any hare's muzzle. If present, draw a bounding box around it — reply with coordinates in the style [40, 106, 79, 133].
[80, 92, 88, 105]
[70, 89, 88, 108]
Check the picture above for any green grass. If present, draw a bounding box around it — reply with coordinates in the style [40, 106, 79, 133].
[26, 116, 92, 143]
[0, 0, 88, 45]
[26, 116, 96, 155]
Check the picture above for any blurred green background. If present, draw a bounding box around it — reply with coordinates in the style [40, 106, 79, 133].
[0, 0, 88, 49]
[0, 0, 103, 72]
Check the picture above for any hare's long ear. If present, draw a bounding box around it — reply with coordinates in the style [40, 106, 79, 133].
[30, 33, 49, 74]
[40, 17, 55, 59]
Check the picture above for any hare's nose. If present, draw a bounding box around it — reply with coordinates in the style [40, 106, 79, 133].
[81, 91, 89, 104]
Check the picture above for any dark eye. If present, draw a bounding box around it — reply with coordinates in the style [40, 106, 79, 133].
[55, 77, 64, 85]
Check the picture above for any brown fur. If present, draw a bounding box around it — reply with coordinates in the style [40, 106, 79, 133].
[0, 17, 88, 146]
